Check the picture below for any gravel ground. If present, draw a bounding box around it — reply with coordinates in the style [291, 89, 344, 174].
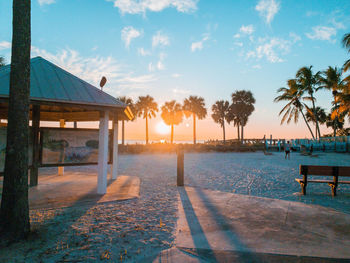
[1, 151, 350, 262]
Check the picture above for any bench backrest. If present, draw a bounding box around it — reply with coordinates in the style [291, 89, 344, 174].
[300, 165, 350, 177]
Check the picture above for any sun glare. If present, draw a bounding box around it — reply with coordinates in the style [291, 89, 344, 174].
[156, 122, 170, 134]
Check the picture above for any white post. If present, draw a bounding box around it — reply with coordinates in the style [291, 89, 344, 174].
[58, 119, 65, 176]
[112, 114, 119, 180]
[97, 111, 109, 194]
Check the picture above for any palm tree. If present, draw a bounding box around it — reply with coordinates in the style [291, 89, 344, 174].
[183, 96, 207, 144]
[274, 79, 315, 139]
[326, 112, 344, 137]
[118, 96, 135, 145]
[342, 33, 350, 72]
[135, 95, 158, 144]
[231, 90, 256, 141]
[318, 66, 346, 136]
[305, 106, 327, 127]
[227, 104, 241, 140]
[295, 66, 321, 138]
[0, 0, 31, 240]
[161, 100, 183, 143]
[211, 100, 230, 143]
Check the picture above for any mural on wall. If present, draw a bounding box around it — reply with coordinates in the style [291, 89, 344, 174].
[41, 128, 111, 165]
[0, 127, 33, 172]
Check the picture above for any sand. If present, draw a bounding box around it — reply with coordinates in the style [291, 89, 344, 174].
[0, 152, 349, 262]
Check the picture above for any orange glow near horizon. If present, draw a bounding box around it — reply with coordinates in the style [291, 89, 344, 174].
[155, 121, 171, 135]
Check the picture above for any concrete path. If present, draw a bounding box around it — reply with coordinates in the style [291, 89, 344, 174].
[28, 173, 140, 209]
[153, 187, 350, 262]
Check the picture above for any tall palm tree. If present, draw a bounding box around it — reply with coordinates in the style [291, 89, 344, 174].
[326, 112, 344, 137]
[118, 96, 135, 145]
[183, 96, 207, 144]
[135, 95, 158, 144]
[305, 106, 327, 128]
[342, 33, 350, 72]
[274, 79, 315, 139]
[227, 104, 241, 140]
[318, 66, 346, 136]
[161, 100, 183, 143]
[1, 0, 31, 240]
[211, 100, 230, 143]
[231, 90, 256, 141]
[295, 66, 321, 139]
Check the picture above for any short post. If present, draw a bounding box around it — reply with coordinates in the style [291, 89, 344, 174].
[58, 119, 65, 176]
[177, 146, 184, 186]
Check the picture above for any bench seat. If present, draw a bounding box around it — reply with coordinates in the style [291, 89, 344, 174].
[295, 179, 350, 184]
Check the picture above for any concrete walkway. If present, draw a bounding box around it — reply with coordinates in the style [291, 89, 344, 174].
[28, 172, 140, 209]
[153, 187, 350, 262]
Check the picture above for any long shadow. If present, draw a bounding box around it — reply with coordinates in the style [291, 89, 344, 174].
[187, 187, 260, 262]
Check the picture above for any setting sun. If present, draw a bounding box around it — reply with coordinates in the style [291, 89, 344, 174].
[155, 122, 170, 135]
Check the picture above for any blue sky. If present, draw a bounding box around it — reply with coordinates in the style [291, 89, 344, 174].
[0, 0, 350, 140]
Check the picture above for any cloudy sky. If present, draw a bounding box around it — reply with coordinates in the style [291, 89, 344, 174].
[0, 0, 350, 141]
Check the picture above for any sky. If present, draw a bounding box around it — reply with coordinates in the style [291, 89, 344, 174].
[0, 0, 350, 142]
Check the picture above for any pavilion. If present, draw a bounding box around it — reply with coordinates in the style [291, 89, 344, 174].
[0, 56, 133, 194]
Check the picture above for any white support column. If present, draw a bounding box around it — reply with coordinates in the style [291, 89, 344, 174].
[97, 111, 109, 194]
[58, 119, 65, 176]
[112, 114, 119, 180]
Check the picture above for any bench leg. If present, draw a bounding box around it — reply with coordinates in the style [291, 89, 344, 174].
[300, 182, 306, 195]
[329, 183, 337, 197]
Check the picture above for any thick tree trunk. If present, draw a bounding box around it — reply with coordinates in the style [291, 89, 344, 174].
[145, 115, 149, 144]
[122, 120, 125, 145]
[193, 113, 196, 144]
[222, 122, 226, 144]
[0, 0, 31, 240]
[300, 109, 315, 139]
[171, 124, 174, 144]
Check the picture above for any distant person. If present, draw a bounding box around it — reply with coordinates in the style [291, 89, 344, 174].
[285, 141, 291, 160]
[310, 144, 314, 155]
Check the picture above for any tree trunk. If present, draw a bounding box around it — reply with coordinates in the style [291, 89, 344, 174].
[0, 0, 31, 240]
[237, 123, 240, 141]
[122, 120, 125, 145]
[171, 124, 174, 144]
[222, 122, 226, 144]
[241, 125, 244, 142]
[311, 95, 320, 139]
[145, 115, 149, 144]
[193, 113, 196, 144]
[300, 108, 315, 139]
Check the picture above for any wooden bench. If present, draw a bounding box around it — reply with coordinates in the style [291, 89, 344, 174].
[296, 165, 350, 196]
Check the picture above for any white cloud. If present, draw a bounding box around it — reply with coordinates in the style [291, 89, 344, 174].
[252, 64, 261, 69]
[157, 60, 165, 70]
[239, 25, 254, 35]
[172, 73, 181, 78]
[255, 0, 280, 24]
[121, 26, 142, 48]
[234, 42, 243, 47]
[31, 46, 156, 93]
[109, 0, 198, 15]
[148, 52, 166, 72]
[306, 26, 336, 41]
[246, 37, 291, 63]
[138, 47, 151, 56]
[148, 62, 155, 72]
[191, 34, 210, 52]
[0, 41, 11, 50]
[289, 32, 301, 43]
[173, 88, 190, 94]
[233, 33, 240, 39]
[152, 31, 170, 48]
[38, 0, 55, 6]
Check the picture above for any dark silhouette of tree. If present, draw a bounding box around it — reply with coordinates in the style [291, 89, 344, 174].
[183, 96, 207, 144]
[231, 90, 255, 141]
[0, 0, 31, 240]
[0, 56, 5, 67]
[118, 96, 135, 145]
[342, 33, 350, 72]
[227, 103, 241, 140]
[211, 100, 230, 143]
[274, 79, 315, 139]
[161, 100, 183, 143]
[295, 66, 321, 138]
[326, 112, 344, 137]
[135, 95, 158, 144]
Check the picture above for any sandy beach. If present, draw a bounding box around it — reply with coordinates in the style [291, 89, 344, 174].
[1, 151, 350, 262]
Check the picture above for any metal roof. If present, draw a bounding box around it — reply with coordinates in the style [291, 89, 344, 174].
[0, 56, 126, 109]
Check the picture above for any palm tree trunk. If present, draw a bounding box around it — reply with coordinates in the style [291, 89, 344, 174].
[311, 96, 320, 139]
[237, 123, 240, 141]
[171, 124, 174, 144]
[241, 125, 244, 142]
[0, 0, 31, 240]
[223, 122, 226, 144]
[122, 120, 125, 145]
[145, 115, 149, 144]
[193, 113, 196, 144]
[300, 108, 315, 139]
